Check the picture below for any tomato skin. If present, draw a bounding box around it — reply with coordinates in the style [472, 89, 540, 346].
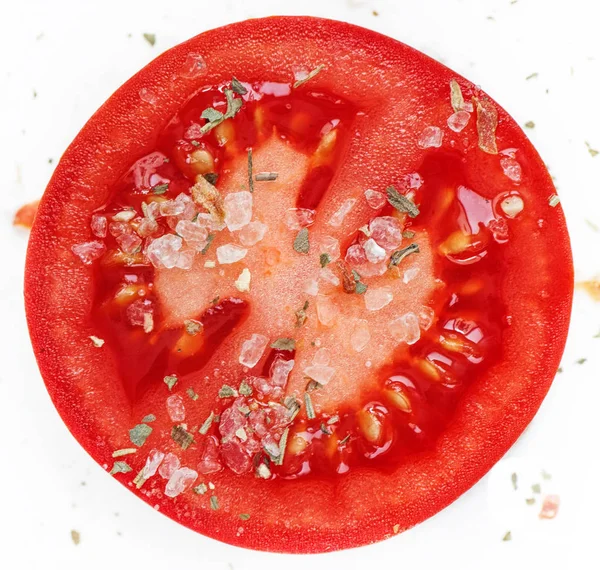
[24, 16, 573, 553]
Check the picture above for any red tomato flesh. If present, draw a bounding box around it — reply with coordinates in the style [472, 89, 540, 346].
[25, 17, 572, 553]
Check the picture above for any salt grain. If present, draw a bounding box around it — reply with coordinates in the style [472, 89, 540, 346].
[303, 365, 335, 386]
[217, 244, 247, 264]
[418, 306, 435, 331]
[270, 358, 295, 389]
[327, 198, 356, 227]
[90, 214, 107, 238]
[224, 191, 253, 231]
[345, 244, 367, 266]
[319, 235, 340, 261]
[178, 53, 207, 79]
[158, 453, 180, 479]
[284, 208, 315, 230]
[500, 157, 522, 183]
[363, 238, 387, 263]
[447, 111, 471, 133]
[351, 319, 371, 352]
[138, 450, 165, 482]
[316, 295, 339, 326]
[116, 232, 142, 255]
[312, 348, 331, 366]
[237, 221, 267, 246]
[165, 467, 198, 498]
[166, 395, 186, 422]
[239, 334, 269, 368]
[176, 220, 209, 251]
[364, 190, 387, 209]
[71, 241, 106, 265]
[369, 216, 403, 250]
[417, 126, 443, 149]
[175, 249, 195, 270]
[364, 287, 393, 311]
[303, 278, 319, 296]
[389, 312, 421, 344]
[403, 266, 420, 284]
[146, 234, 183, 268]
[500, 194, 524, 218]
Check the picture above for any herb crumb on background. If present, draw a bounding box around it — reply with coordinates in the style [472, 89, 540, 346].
[71, 530, 80, 545]
[143, 33, 156, 47]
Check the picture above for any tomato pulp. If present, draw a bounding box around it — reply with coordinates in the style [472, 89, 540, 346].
[25, 17, 573, 553]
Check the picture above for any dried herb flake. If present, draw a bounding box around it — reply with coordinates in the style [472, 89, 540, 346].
[143, 33, 156, 47]
[293, 227, 310, 254]
[320, 253, 331, 268]
[219, 385, 238, 398]
[304, 392, 316, 419]
[210, 496, 219, 510]
[255, 172, 278, 181]
[186, 387, 199, 401]
[164, 375, 178, 390]
[129, 423, 153, 447]
[110, 461, 132, 475]
[386, 186, 420, 217]
[231, 76, 247, 95]
[295, 300, 309, 327]
[271, 338, 296, 351]
[389, 243, 420, 268]
[199, 412, 215, 435]
[293, 64, 324, 89]
[172, 425, 194, 450]
[152, 183, 169, 195]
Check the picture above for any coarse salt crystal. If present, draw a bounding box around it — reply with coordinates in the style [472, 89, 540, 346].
[237, 221, 267, 246]
[71, 241, 106, 265]
[303, 278, 319, 296]
[284, 208, 315, 230]
[116, 232, 142, 255]
[345, 244, 367, 266]
[418, 306, 435, 330]
[351, 319, 371, 352]
[197, 435, 223, 475]
[417, 126, 443, 149]
[316, 295, 339, 326]
[447, 111, 471, 133]
[364, 287, 394, 311]
[270, 358, 295, 389]
[139, 450, 165, 481]
[319, 266, 340, 287]
[158, 452, 180, 479]
[234, 268, 251, 292]
[303, 365, 335, 386]
[178, 53, 207, 79]
[328, 198, 356, 227]
[224, 191, 253, 231]
[363, 238, 387, 263]
[500, 157, 522, 183]
[160, 199, 186, 217]
[239, 334, 269, 368]
[90, 214, 107, 238]
[312, 348, 331, 366]
[166, 394, 186, 422]
[370, 216, 403, 250]
[165, 467, 198, 498]
[319, 235, 340, 261]
[389, 312, 421, 344]
[403, 266, 420, 284]
[176, 220, 209, 251]
[217, 244, 247, 264]
[146, 234, 183, 269]
[175, 249, 195, 270]
[112, 210, 136, 222]
[364, 190, 387, 209]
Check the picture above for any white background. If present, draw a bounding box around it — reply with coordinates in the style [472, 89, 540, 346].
[1, 1, 599, 568]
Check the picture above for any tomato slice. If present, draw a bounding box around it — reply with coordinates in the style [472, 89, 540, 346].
[25, 17, 573, 553]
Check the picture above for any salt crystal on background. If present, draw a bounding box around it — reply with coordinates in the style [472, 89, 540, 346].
[345, 244, 367, 266]
[175, 249, 195, 270]
[316, 295, 339, 326]
[500, 157, 522, 182]
[239, 334, 268, 368]
[90, 214, 107, 238]
[319, 235, 340, 261]
[270, 358, 295, 389]
[417, 126, 443, 149]
[389, 312, 421, 344]
[403, 266, 420, 284]
[160, 199, 186, 217]
[166, 394, 186, 422]
[351, 319, 371, 352]
[357, 261, 387, 277]
[303, 365, 335, 386]
[369, 216, 403, 250]
[217, 244, 247, 264]
[165, 467, 198, 498]
[319, 267, 340, 287]
[146, 234, 183, 268]
[237, 221, 267, 246]
[71, 241, 106, 265]
[116, 232, 142, 255]
[197, 435, 223, 474]
[178, 53, 207, 79]
[158, 452, 180, 479]
[312, 348, 331, 366]
[363, 238, 387, 263]
[139, 450, 165, 481]
[221, 441, 252, 475]
[225, 191, 253, 231]
[109, 221, 131, 238]
[303, 278, 319, 296]
[364, 287, 394, 311]
[126, 298, 153, 328]
[137, 217, 159, 238]
[418, 306, 436, 330]
[284, 208, 316, 230]
[328, 198, 356, 227]
[447, 111, 471, 133]
[196, 213, 226, 232]
[364, 190, 387, 210]
[405, 173, 424, 189]
[176, 220, 209, 251]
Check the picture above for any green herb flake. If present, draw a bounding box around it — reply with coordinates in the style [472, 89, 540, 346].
[184, 319, 202, 336]
[386, 186, 420, 218]
[164, 375, 178, 391]
[70, 529, 80, 545]
[141, 414, 156, 423]
[532, 483, 541, 494]
[524, 121, 535, 129]
[210, 296, 220, 305]
[586, 141, 599, 157]
[186, 387, 199, 401]
[201, 107, 224, 123]
[576, 357, 587, 365]
[389, 243, 420, 268]
[110, 461, 132, 475]
[248, 148, 254, 193]
[152, 183, 169, 195]
[293, 227, 310, 254]
[541, 470, 552, 480]
[172, 425, 194, 450]
[502, 531, 512, 542]
[295, 300, 309, 327]
[239, 380, 253, 396]
[284, 397, 301, 420]
[210, 496, 219, 510]
[231, 76, 247, 95]
[129, 423, 152, 447]
[271, 338, 296, 351]
[355, 281, 368, 295]
[402, 230, 416, 239]
[557, 367, 563, 374]
[200, 234, 215, 255]
[219, 384, 238, 398]
[143, 33, 156, 46]
[526, 72, 539, 80]
[293, 64, 324, 89]
[239, 513, 251, 521]
[585, 219, 599, 232]
[320, 253, 331, 268]
[112, 448, 137, 458]
[327, 415, 340, 425]
[525, 498, 536, 505]
[511, 472, 518, 490]
[199, 412, 215, 435]
[304, 392, 316, 419]
[200, 88, 243, 135]
[274, 427, 289, 466]
[255, 172, 278, 182]
[339, 434, 351, 445]
[548, 194, 560, 207]
[193, 483, 208, 495]
[320, 423, 331, 435]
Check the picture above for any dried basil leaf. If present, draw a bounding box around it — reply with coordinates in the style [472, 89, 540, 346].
[389, 243, 420, 268]
[293, 64, 324, 89]
[143, 33, 156, 47]
[231, 76, 247, 95]
[186, 387, 199, 401]
[293, 227, 310, 254]
[239, 380, 253, 396]
[129, 423, 152, 447]
[110, 461, 132, 475]
[219, 385, 238, 398]
[152, 183, 169, 195]
[271, 338, 296, 351]
[164, 375, 178, 390]
[320, 253, 331, 268]
[295, 300, 309, 327]
[171, 425, 194, 450]
[141, 414, 156, 423]
[386, 186, 420, 217]
[199, 412, 215, 435]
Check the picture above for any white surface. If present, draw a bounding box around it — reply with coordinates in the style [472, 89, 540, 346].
[1, 0, 599, 568]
